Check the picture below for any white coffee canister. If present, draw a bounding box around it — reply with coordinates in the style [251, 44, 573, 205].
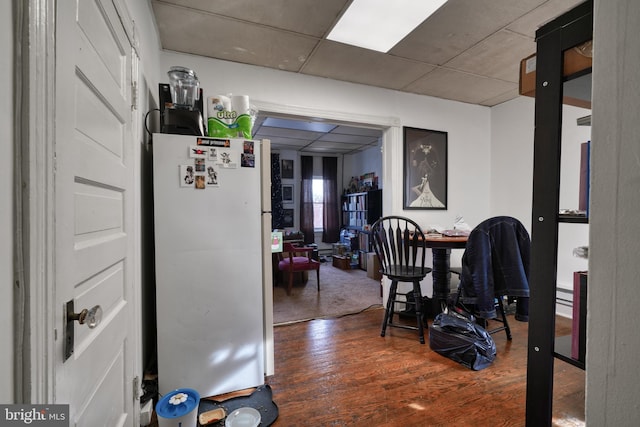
[156, 388, 200, 427]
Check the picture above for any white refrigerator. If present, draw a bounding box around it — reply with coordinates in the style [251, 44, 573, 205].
[152, 133, 274, 398]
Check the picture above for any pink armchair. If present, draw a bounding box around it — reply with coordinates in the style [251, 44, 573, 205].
[277, 242, 320, 295]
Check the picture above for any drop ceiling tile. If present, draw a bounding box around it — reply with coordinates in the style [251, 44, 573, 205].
[263, 117, 337, 133]
[154, 0, 348, 38]
[251, 134, 304, 145]
[301, 146, 355, 154]
[445, 30, 535, 82]
[253, 115, 267, 127]
[308, 141, 365, 151]
[391, 0, 546, 65]
[507, 0, 586, 37]
[404, 68, 517, 105]
[153, 2, 318, 72]
[253, 126, 323, 140]
[479, 88, 522, 107]
[319, 133, 379, 144]
[150, 0, 572, 108]
[254, 113, 383, 152]
[301, 41, 435, 90]
[332, 125, 382, 137]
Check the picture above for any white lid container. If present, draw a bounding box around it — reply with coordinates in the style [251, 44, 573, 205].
[156, 388, 200, 427]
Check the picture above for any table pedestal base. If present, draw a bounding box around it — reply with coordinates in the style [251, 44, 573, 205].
[432, 248, 452, 314]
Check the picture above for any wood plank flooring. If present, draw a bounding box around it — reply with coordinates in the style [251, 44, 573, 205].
[267, 307, 585, 426]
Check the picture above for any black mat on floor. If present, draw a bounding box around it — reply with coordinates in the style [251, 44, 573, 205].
[198, 385, 278, 426]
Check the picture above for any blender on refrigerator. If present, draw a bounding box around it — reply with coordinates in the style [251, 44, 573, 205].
[160, 66, 206, 136]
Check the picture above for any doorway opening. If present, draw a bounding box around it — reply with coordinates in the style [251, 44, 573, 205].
[253, 103, 397, 378]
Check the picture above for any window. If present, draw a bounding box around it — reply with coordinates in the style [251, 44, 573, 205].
[312, 178, 324, 231]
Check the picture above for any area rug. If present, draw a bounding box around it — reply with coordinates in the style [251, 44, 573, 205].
[272, 263, 383, 325]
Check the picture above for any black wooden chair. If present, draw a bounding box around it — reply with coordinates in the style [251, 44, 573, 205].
[453, 216, 531, 341]
[371, 216, 432, 344]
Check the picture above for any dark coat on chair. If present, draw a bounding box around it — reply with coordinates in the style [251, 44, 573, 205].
[459, 216, 530, 320]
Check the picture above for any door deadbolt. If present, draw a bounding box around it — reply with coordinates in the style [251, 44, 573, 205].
[64, 300, 103, 361]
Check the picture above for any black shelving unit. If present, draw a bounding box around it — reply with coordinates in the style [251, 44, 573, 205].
[525, 1, 592, 425]
[554, 336, 585, 370]
[341, 189, 382, 231]
[553, 269, 587, 371]
[558, 214, 588, 224]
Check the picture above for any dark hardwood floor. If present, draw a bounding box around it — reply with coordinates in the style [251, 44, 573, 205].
[267, 307, 585, 426]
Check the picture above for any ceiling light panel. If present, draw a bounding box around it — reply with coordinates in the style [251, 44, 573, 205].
[327, 0, 448, 53]
[262, 117, 337, 133]
[319, 133, 378, 144]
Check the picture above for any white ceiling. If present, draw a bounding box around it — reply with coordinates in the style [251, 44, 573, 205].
[151, 0, 586, 152]
[252, 115, 384, 154]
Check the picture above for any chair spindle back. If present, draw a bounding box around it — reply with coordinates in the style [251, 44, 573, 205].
[371, 216, 427, 277]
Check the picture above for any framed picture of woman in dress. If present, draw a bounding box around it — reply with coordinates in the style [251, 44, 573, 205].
[403, 127, 447, 210]
[281, 159, 294, 179]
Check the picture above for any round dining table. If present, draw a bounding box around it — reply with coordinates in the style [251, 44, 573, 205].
[421, 234, 468, 313]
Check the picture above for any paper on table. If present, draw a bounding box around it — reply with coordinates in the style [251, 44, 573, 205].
[425, 225, 445, 234]
[442, 229, 470, 237]
[453, 215, 472, 231]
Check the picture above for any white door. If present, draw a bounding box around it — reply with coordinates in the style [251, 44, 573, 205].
[53, 0, 136, 425]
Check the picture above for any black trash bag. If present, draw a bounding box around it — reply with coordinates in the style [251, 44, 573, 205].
[429, 310, 497, 371]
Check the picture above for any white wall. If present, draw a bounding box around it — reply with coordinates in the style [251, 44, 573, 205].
[588, 0, 640, 423]
[490, 97, 535, 226]
[343, 144, 383, 193]
[275, 149, 301, 231]
[125, 0, 162, 92]
[491, 96, 590, 316]
[159, 51, 492, 299]
[491, 96, 590, 228]
[1, 0, 14, 404]
[159, 51, 493, 234]
[161, 51, 593, 302]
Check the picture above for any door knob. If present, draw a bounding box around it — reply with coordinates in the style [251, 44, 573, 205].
[64, 301, 103, 361]
[68, 305, 103, 328]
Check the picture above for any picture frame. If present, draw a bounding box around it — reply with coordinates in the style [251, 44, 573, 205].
[403, 126, 448, 210]
[282, 184, 294, 204]
[282, 208, 294, 228]
[281, 159, 294, 179]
